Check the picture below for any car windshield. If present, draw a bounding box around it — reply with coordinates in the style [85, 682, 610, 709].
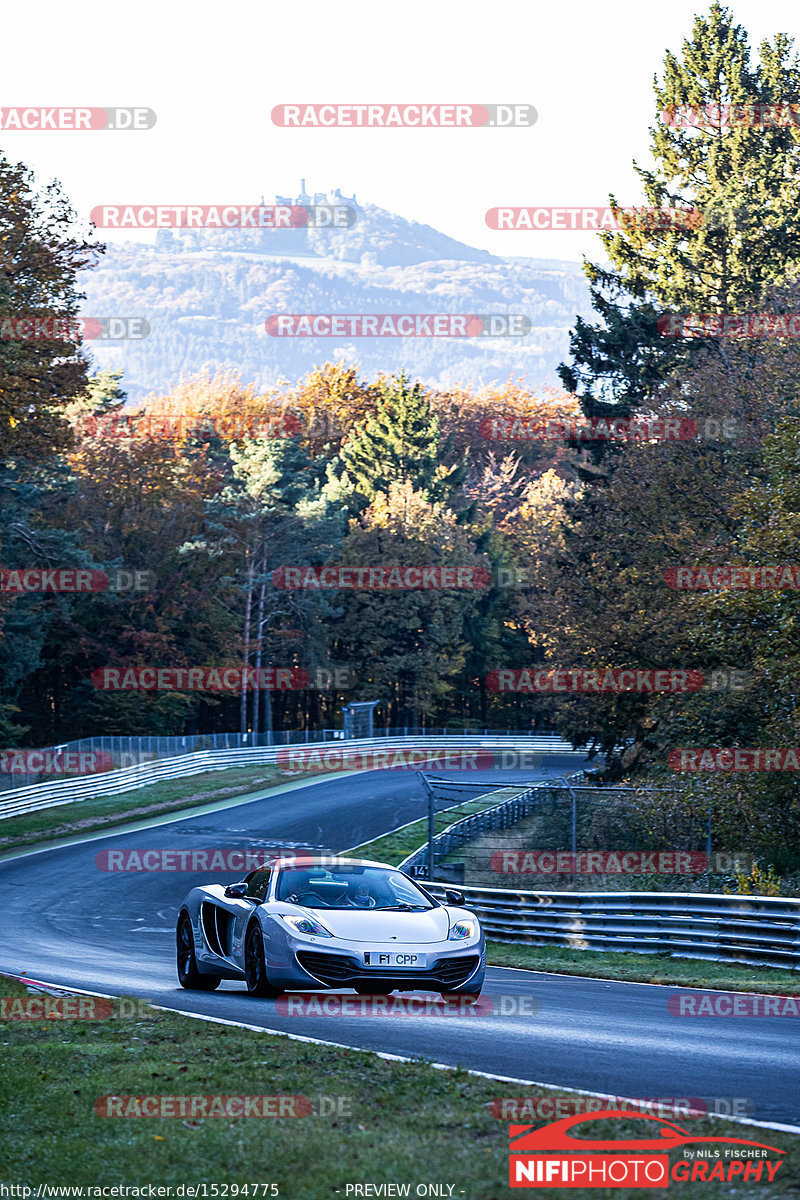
[276, 865, 435, 910]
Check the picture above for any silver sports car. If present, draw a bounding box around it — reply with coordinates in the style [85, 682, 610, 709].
[176, 855, 485, 997]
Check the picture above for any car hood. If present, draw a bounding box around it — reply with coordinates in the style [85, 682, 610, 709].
[291, 906, 453, 943]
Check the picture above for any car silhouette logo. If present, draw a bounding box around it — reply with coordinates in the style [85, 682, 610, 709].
[510, 1111, 785, 1155]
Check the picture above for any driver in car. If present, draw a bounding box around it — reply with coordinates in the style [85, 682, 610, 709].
[346, 881, 375, 908]
[285, 871, 313, 902]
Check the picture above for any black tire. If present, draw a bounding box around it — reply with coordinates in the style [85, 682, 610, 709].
[245, 924, 283, 998]
[177, 912, 221, 990]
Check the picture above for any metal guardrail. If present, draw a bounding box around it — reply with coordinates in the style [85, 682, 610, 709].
[0, 727, 569, 790]
[0, 735, 583, 821]
[424, 883, 800, 971]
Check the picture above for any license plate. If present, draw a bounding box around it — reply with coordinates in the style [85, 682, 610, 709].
[363, 951, 427, 968]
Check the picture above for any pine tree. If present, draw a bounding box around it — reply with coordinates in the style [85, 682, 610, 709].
[84, 369, 127, 411]
[331, 371, 465, 509]
[559, 3, 800, 430]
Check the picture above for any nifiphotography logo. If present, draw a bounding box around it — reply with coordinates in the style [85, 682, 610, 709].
[508, 1110, 784, 1188]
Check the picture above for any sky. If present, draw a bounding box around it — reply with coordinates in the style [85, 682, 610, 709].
[2, 0, 799, 263]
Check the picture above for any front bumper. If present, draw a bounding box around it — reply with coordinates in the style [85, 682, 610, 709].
[265, 929, 485, 992]
[295, 948, 483, 992]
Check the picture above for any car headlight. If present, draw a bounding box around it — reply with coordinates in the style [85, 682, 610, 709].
[280, 914, 333, 938]
[449, 919, 477, 941]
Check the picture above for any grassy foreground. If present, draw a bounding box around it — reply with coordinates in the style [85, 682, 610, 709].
[0, 765, 327, 855]
[1, 976, 797, 1198]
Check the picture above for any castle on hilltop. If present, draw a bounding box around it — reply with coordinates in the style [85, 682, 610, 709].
[267, 180, 359, 208]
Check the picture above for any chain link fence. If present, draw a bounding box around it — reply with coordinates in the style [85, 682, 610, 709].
[404, 782, 754, 893]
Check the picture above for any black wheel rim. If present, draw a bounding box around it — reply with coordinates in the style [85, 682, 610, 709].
[177, 917, 193, 980]
[246, 928, 264, 991]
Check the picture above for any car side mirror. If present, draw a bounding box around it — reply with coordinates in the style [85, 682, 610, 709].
[445, 889, 465, 906]
[224, 882, 248, 899]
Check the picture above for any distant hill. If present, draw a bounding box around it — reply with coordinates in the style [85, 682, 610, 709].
[80, 197, 593, 400]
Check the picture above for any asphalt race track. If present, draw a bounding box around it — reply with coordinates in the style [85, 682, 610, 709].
[1, 759, 798, 1130]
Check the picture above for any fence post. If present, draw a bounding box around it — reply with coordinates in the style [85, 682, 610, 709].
[572, 790, 577, 864]
[552, 775, 579, 884]
[706, 804, 712, 860]
[417, 770, 435, 881]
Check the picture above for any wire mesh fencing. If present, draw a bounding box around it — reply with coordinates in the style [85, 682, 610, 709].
[404, 782, 752, 893]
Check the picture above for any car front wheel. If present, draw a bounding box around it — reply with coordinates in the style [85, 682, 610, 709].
[177, 912, 221, 990]
[245, 925, 283, 998]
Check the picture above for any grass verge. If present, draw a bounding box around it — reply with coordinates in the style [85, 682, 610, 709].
[0, 975, 796, 1196]
[0, 765, 326, 856]
[486, 942, 800, 995]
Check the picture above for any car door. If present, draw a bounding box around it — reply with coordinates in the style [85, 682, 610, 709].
[228, 866, 273, 968]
